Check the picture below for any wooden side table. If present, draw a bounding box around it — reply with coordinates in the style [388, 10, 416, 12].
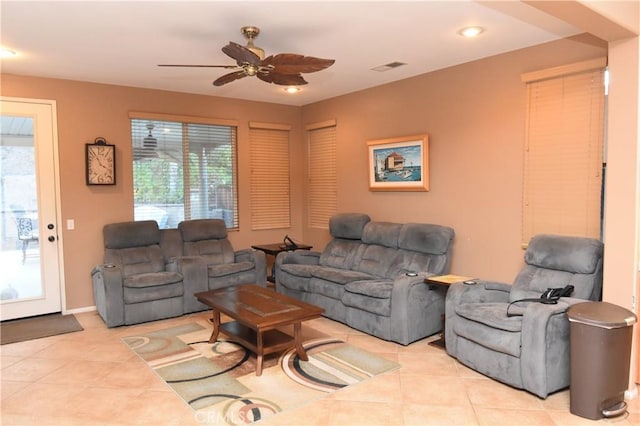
[425, 274, 475, 349]
[251, 242, 313, 284]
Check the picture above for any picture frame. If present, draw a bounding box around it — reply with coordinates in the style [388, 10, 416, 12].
[367, 134, 429, 191]
[86, 138, 116, 185]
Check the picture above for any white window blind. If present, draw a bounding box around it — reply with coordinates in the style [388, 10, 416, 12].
[249, 123, 291, 230]
[522, 67, 605, 244]
[307, 122, 337, 229]
[131, 117, 238, 229]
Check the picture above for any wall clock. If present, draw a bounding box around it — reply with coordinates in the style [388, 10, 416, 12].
[86, 138, 116, 185]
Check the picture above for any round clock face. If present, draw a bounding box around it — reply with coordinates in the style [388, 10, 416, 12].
[87, 144, 115, 184]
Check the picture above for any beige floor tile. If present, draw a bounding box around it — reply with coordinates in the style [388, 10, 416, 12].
[0, 380, 31, 400]
[258, 398, 332, 426]
[0, 355, 23, 369]
[1, 382, 88, 416]
[397, 350, 458, 376]
[0, 356, 70, 382]
[474, 407, 555, 425]
[327, 400, 403, 426]
[99, 358, 167, 390]
[464, 377, 545, 410]
[0, 337, 57, 357]
[403, 402, 479, 426]
[37, 359, 121, 384]
[401, 374, 472, 407]
[346, 333, 399, 354]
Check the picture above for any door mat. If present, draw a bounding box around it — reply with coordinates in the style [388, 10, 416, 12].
[1, 313, 84, 345]
[122, 322, 400, 425]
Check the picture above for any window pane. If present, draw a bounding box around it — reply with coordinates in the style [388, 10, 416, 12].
[131, 118, 238, 229]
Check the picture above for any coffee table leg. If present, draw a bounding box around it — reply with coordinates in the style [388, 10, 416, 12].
[256, 332, 264, 376]
[208, 310, 221, 343]
[293, 323, 308, 361]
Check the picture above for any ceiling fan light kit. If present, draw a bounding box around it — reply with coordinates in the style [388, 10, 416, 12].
[159, 26, 335, 88]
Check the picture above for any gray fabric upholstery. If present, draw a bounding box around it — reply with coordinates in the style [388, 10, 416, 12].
[445, 234, 604, 399]
[276, 213, 455, 345]
[178, 219, 267, 289]
[92, 219, 267, 327]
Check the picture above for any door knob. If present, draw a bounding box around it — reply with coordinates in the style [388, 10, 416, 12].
[48, 236, 56, 242]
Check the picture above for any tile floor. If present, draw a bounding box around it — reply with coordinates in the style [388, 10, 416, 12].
[1, 311, 638, 426]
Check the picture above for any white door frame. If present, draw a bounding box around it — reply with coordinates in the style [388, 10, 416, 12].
[0, 96, 66, 319]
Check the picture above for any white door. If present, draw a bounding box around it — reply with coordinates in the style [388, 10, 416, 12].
[0, 97, 64, 320]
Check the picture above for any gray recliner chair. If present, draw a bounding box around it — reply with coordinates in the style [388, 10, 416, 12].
[178, 219, 267, 292]
[92, 220, 200, 327]
[445, 234, 604, 398]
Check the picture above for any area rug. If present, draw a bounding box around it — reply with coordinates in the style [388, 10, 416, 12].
[122, 322, 399, 425]
[1, 313, 84, 345]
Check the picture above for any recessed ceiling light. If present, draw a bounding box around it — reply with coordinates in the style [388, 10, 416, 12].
[458, 26, 485, 38]
[284, 87, 300, 94]
[0, 48, 17, 58]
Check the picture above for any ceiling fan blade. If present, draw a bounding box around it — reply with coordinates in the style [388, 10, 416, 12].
[158, 64, 239, 69]
[257, 72, 308, 86]
[261, 54, 335, 74]
[213, 70, 248, 86]
[222, 41, 261, 66]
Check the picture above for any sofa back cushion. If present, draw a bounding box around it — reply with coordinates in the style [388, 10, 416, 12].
[510, 234, 604, 301]
[179, 219, 235, 265]
[103, 221, 166, 277]
[319, 239, 365, 270]
[329, 213, 371, 239]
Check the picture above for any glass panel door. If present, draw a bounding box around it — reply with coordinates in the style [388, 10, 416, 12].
[0, 98, 62, 320]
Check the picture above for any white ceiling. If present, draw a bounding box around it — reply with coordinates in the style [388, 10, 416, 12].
[0, 1, 581, 106]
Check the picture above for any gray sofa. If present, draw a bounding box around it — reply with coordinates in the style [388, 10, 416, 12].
[445, 234, 604, 398]
[92, 219, 266, 327]
[275, 213, 455, 345]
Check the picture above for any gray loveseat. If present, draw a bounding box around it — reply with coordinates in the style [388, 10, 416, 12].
[275, 213, 455, 345]
[92, 219, 266, 327]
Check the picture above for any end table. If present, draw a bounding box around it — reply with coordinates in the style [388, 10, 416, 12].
[425, 274, 475, 349]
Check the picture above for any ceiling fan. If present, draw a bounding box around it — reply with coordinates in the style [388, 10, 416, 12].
[159, 26, 335, 87]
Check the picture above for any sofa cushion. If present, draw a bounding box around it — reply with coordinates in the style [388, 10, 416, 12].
[353, 244, 398, 278]
[453, 305, 523, 358]
[179, 219, 227, 242]
[279, 263, 317, 279]
[319, 239, 365, 270]
[123, 280, 183, 304]
[342, 279, 394, 317]
[310, 277, 347, 300]
[455, 303, 523, 332]
[124, 271, 183, 288]
[361, 222, 401, 248]
[329, 213, 371, 239]
[208, 261, 254, 278]
[345, 279, 394, 299]
[398, 223, 454, 255]
[312, 266, 376, 284]
[104, 220, 160, 249]
[183, 239, 235, 265]
[525, 234, 603, 274]
[114, 245, 165, 276]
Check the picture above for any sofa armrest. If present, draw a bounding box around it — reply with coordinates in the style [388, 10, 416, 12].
[520, 299, 579, 398]
[91, 264, 125, 327]
[389, 273, 440, 345]
[234, 249, 267, 287]
[167, 256, 208, 313]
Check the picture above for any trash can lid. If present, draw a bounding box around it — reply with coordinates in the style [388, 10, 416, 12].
[567, 301, 637, 328]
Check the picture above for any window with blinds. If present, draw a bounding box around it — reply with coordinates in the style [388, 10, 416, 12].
[307, 122, 337, 229]
[522, 62, 605, 244]
[249, 122, 291, 230]
[131, 117, 238, 229]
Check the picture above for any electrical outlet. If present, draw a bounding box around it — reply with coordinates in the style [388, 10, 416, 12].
[67, 219, 75, 230]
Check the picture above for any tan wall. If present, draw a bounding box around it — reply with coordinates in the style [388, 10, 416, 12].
[1, 75, 302, 310]
[0, 35, 608, 310]
[301, 35, 607, 283]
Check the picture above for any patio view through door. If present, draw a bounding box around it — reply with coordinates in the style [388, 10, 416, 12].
[0, 98, 63, 321]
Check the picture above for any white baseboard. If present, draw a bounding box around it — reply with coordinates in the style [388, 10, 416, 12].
[64, 305, 96, 315]
[625, 384, 638, 400]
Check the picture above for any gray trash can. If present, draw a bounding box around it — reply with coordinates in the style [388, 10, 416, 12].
[567, 301, 637, 420]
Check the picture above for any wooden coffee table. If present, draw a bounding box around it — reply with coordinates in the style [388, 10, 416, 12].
[195, 284, 324, 376]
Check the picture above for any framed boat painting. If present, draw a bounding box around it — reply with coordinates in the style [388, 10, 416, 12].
[367, 134, 429, 191]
